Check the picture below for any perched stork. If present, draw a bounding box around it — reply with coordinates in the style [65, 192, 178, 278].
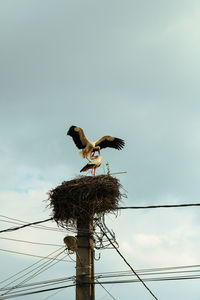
[80, 155, 103, 176]
[67, 125, 125, 159]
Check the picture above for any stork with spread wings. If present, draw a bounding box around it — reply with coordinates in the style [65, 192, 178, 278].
[67, 125, 125, 160]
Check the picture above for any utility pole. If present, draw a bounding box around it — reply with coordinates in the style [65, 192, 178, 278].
[48, 175, 120, 300]
[76, 216, 95, 300]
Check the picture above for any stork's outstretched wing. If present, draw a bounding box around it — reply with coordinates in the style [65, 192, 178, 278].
[67, 126, 89, 149]
[95, 136, 125, 150]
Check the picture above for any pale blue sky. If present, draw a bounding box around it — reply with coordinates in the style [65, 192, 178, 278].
[1, 1, 200, 299]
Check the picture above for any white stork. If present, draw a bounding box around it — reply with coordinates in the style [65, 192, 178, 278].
[67, 126, 125, 159]
[80, 155, 103, 176]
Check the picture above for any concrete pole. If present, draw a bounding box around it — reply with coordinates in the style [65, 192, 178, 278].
[76, 216, 95, 300]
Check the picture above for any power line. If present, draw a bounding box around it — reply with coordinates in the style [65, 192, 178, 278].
[3, 272, 200, 300]
[3, 201, 199, 235]
[0, 218, 67, 233]
[96, 268, 200, 280]
[0, 236, 63, 247]
[0, 248, 65, 286]
[0, 219, 61, 233]
[1, 202, 198, 234]
[0, 248, 71, 262]
[0, 218, 100, 235]
[0, 283, 75, 299]
[0, 248, 66, 297]
[3, 265, 200, 299]
[0, 248, 64, 289]
[16, 252, 67, 291]
[0, 215, 82, 234]
[3, 263, 200, 292]
[0, 219, 62, 233]
[96, 280, 116, 300]
[3, 250, 200, 296]
[118, 203, 200, 210]
[97, 222, 158, 300]
[0, 218, 53, 233]
[4, 268, 200, 294]
[0, 274, 74, 293]
[96, 274, 200, 284]
[42, 289, 64, 300]
[0, 215, 58, 230]
[0, 217, 102, 238]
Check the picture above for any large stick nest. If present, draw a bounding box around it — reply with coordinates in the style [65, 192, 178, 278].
[48, 175, 123, 227]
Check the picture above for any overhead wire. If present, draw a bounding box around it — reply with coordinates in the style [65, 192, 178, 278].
[96, 275, 200, 284]
[5, 251, 66, 294]
[3, 201, 200, 236]
[42, 289, 64, 300]
[0, 219, 62, 233]
[95, 267, 200, 280]
[96, 280, 116, 300]
[118, 203, 200, 210]
[3, 271, 200, 300]
[2, 262, 200, 292]
[0, 247, 65, 286]
[0, 218, 53, 233]
[0, 215, 65, 233]
[2, 264, 200, 292]
[0, 276, 74, 292]
[0, 215, 100, 235]
[0, 283, 75, 300]
[1, 252, 69, 298]
[97, 221, 158, 300]
[1, 271, 72, 298]
[0, 247, 65, 296]
[0, 237, 63, 247]
[3, 264, 200, 299]
[0, 248, 71, 262]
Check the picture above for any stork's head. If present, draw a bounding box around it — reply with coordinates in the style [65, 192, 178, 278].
[93, 145, 100, 156]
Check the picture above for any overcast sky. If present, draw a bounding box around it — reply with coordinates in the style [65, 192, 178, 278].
[1, 1, 200, 299]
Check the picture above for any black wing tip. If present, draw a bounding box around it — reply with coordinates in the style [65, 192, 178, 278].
[67, 125, 77, 136]
[80, 167, 86, 172]
[115, 138, 125, 150]
[67, 125, 85, 149]
[80, 164, 95, 172]
[97, 137, 125, 150]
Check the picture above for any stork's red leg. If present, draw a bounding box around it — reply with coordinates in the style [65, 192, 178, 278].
[98, 149, 100, 156]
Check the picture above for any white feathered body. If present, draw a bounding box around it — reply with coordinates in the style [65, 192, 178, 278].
[79, 141, 97, 159]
